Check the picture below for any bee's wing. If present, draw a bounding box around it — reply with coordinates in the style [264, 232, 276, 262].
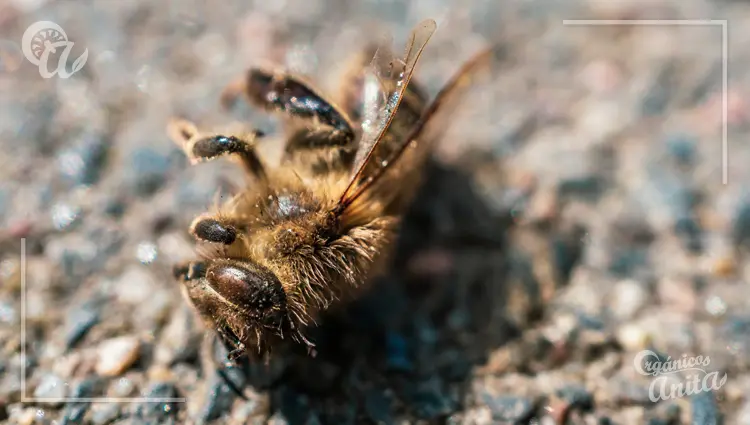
[335, 43, 502, 216]
[334, 19, 437, 212]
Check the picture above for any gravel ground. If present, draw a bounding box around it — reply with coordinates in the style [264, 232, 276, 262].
[1, 0, 750, 423]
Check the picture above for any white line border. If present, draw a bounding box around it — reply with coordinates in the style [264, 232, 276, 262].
[563, 19, 729, 185]
[20, 238, 187, 403]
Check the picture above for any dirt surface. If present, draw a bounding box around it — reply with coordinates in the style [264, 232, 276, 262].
[1, 0, 750, 423]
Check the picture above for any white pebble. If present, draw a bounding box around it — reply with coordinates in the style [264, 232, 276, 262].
[611, 279, 648, 320]
[51, 203, 80, 230]
[617, 323, 649, 352]
[114, 266, 156, 304]
[136, 241, 158, 265]
[705, 295, 727, 317]
[96, 336, 141, 377]
[33, 374, 67, 406]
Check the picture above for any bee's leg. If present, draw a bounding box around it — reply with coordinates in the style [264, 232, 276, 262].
[281, 127, 357, 174]
[200, 332, 250, 401]
[189, 214, 239, 245]
[167, 118, 267, 180]
[216, 326, 247, 362]
[221, 68, 356, 152]
[215, 367, 248, 400]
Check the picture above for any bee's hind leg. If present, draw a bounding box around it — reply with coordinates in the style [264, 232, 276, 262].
[167, 118, 267, 181]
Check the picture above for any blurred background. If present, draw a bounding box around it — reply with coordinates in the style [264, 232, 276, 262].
[0, 0, 749, 423]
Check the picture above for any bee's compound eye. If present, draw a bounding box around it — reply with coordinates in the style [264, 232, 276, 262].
[212, 266, 254, 293]
[207, 262, 287, 317]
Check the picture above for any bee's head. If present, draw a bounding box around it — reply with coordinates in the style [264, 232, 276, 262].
[174, 259, 289, 356]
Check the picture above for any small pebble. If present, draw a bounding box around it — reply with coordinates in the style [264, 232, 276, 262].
[665, 134, 697, 167]
[33, 374, 67, 406]
[705, 296, 727, 317]
[556, 385, 594, 412]
[581, 59, 623, 95]
[657, 277, 697, 314]
[45, 235, 98, 282]
[231, 395, 268, 423]
[552, 227, 586, 284]
[133, 382, 181, 422]
[737, 399, 750, 425]
[0, 39, 23, 73]
[113, 266, 157, 304]
[702, 90, 748, 126]
[720, 317, 750, 362]
[0, 301, 16, 324]
[611, 279, 648, 320]
[128, 148, 171, 197]
[112, 377, 135, 397]
[557, 176, 604, 202]
[691, 391, 720, 425]
[57, 133, 109, 187]
[732, 201, 750, 248]
[95, 336, 141, 377]
[157, 232, 195, 263]
[481, 394, 535, 422]
[13, 408, 36, 425]
[617, 324, 649, 351]
[712, 256, 736, 277]
[51, 203, 81, 230]
[89, 404, 121, 425]
[157, 309, 199, 366]
[640, 62, 676, 117]
[674, 216, 703, 254]
[103, 197, 127, 218]
[608, 248, 648, 277]
[64, 301, 100, 349]
[136, 241, 158, 265]
[197, 369, 243, 422]
[0, 187, 8, 219]
[267, 411, 291, 425]
[61, 379, 104, 424]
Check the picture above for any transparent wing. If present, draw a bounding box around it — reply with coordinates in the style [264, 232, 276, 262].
[338, 45, 502, 214]
[337, 19, 437, 211]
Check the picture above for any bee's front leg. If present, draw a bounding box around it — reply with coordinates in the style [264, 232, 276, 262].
[167, 118, 267, 181]
[216, 326, 247, 364]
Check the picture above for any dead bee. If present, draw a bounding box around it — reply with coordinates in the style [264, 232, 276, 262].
[168, 19, 498, 362]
